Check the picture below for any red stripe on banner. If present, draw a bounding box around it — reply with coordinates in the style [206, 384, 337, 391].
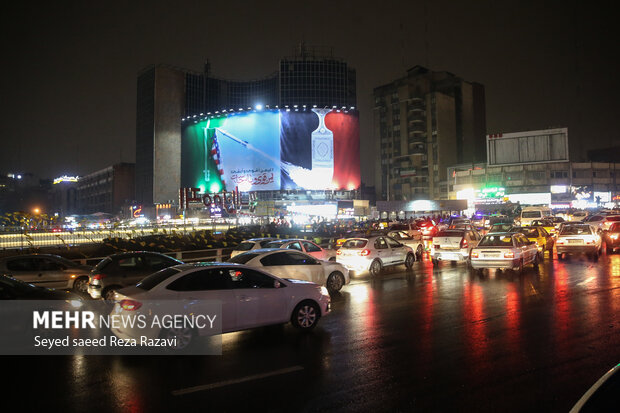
[211, 149, 217, 155]
[219, 169, 224, 175]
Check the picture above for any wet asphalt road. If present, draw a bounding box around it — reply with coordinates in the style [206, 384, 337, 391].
[4, 252, 620, 412]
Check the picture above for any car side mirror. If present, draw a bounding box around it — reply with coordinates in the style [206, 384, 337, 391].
[274, 280, 281, 289]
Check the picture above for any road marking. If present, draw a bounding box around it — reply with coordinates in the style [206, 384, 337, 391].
[577, 276, 596, 287]
[171, 365, 304, 396]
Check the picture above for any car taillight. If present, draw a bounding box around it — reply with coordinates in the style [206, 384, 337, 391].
[557, 239, 565, 245]
[471, 251, 479, 258]
[504, 251, 515, 258]
[586, 238, 595, 245]
[120, 300, 142, 311]
[92, 273, 106, 280]
[358, 249, 371, 256]
[336, 249, 342, 255]
[460, 238, 468, 249]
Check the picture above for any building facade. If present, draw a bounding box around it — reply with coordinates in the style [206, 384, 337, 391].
[76, 163, 135, 215]
[136, 45, 356, 207]
[373, 66, 486, 202]
[448, 129, 620, 210]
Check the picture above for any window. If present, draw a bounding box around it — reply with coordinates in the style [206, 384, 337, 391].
[38, 258, 65, 271]
[283, 251, 320, 265]
[144, 254, 179, 271]
[385, 237, 401, 248]
[166, 269, 231, 291]
[117, 256, 142, 269]
[6, 258, 37, 271]
[374, 238, 388, 249]
[302, 241, 321, 253]
[137, 267, 182, 290]
[260, 252, 293, 266]
[285, 242, 303, 251]
[235, 242, 255, 251]
[229, 269, 277, 289]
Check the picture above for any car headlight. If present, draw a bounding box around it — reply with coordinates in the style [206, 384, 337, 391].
[67, 299, 83, 309]
[320, 286, 329, 296]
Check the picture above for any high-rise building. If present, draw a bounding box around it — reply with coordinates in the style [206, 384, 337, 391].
[373, 66, 486, 201]
[136, 45, 356, 206]
[76, 163, 135, 215]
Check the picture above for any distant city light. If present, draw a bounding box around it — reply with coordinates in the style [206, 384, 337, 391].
[255, 104, 263, 110]
[53, 175, 79, 184]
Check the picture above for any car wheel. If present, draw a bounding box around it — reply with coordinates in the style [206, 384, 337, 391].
[533, 253, 539, 271]
[160, 326, 195, 350]
[291, 300, 320, 330]
[72, 277, 89, 294]
[593, 248, 600, 261]
[103, 286, 121, 301]
[405, 253, 415, 269]
[369, 259, 382, 277]
[416, 245, 424, 261]
[326, 272, 345, 292]
[537, 250, 544, 261]
[515, 259, 524, 275]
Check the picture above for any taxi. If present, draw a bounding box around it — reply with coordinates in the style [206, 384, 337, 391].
[531, 219, 558, 237]
[510, 225, 554, 257]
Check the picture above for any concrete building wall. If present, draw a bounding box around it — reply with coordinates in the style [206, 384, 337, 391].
[153, 67, 184, 204]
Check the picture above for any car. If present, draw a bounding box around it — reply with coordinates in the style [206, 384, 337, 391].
[469, 232, 540, 274]
[110, 263, 331, 349]
[417, 219, 439, 239]
[570, 363, 620, 412]
[569, 210, 588, 222]
[264, 239, 336, 261]
[0, 254, 92, 293]
[516, 206, 551, 227]
[228, 249, 349, 292]
[430, 229, 481, 266]
[385, 230, 425, 261]
[230, 238, 276, 258]
[511, 225, 554, 257]
[336, 235, 416, 276]
[530, 219, 559, 237]
[488, 223, 514, 233]
[602, 223, 620, 254]
[387, 222, 423, 240]
[0, 274, 85, 302]
[334, 229, 384, 249]
[88, 251, 183, 300]
[556, 224, 602, 260]
[583, 215, 620, 232]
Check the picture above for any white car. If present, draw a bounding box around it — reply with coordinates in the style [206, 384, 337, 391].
[336, 235, 415, 276]
[556, 224, 602, 260]
[385, 230, 425, 260]
[228, 249, 349, 292]
[469, 232, 539, 273]
[264, 239, 337, 261]
[111, 263, 331, 349]
[230, 238, 276, 258]
[431, 229, 481, 265]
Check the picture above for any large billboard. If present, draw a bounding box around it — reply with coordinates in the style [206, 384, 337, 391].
[182, 109, 360, 192]
[487, 128, 569, 166]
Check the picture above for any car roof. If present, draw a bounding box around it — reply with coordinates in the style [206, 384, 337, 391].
[244, 237, 275, 242]
[171, 262, 243, 271]
[107, 251, 173, 258]
[0, 253, 65, 260]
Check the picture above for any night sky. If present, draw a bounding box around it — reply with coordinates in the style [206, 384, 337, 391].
[1, 1, 618, 186]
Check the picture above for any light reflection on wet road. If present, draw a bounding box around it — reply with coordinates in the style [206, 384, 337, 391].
[4, 254, 620, 412]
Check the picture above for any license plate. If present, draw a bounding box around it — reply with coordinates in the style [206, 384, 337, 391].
[568, 239, 583, 244]
[483, 253, 501, 258]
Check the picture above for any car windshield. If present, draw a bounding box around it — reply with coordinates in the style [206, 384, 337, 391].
[234, 242, 255, 251]
[341, 239, 368, 249]
[136, 267, 181, 290]
[0, 275, 38, 293]
[490, 224, 513, 232]
[560, 226, 592, 235]
[522, 211, 542, 218]
[516, 227, 539, 237]
[228, 252, 260, 264]
[264, 241, 285, 248]
[388, 231, 411, 240]
[478, 234, 514, 247]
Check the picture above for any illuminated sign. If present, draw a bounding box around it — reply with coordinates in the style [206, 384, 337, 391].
[133, 207, 142, 218]
[179, 187, 257, 214]
[476, 187, 505, 199]
[53, 175, 79, 184]
[181, 109, 360, 192]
